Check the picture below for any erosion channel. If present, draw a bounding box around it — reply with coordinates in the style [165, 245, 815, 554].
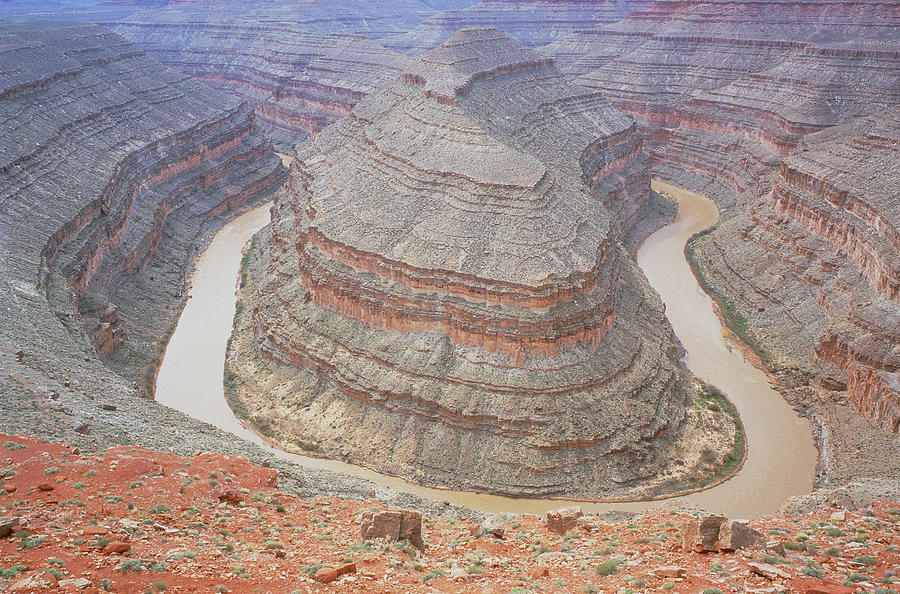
[155, 179, 817, 518]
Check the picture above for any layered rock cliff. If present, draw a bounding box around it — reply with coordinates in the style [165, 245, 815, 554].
[384, 0, 653, 55]
[107, 23, 411, 150]
[538, 0, 900, 480]
[226, 28, 728, 499]
[0, 22, 284, 394]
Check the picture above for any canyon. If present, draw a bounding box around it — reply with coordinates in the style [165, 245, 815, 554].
[0, 3, 897, 592]
[0, 21, 284, 398]
[540, 0, 900, 486]
[226, 28, 743, 500]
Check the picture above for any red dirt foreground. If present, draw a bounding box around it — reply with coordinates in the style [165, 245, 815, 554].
[0, 434, 898, 593]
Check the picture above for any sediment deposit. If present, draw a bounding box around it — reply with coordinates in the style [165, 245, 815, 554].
[0, 22, 284, 394]
[227, 28, 739, 499]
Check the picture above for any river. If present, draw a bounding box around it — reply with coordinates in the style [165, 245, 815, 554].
[155, 180, 817, 518]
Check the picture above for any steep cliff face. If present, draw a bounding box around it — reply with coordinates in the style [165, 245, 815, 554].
[107, 24, 411, 150]
[384, 0, 653, 55]
[539, 1, 899, 469]
[228, 29, 716, 499]
[0, 22, 285, 393]
[767, 112, 899, 433]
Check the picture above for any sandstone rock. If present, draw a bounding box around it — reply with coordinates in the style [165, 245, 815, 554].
[717, 520, 764, 552]
[829, 511, 846, 522]
[526, 566, 550, 579]
[765, 540, 786, 557]
[102, 541, 131, 555]
[216, 488, 245, 506]
[804, 582, 856, 594]
[83, 526, 108, 536]
[748, 561, 791, 580]
[360, 510, 424, 550]
[682, 515, 726, 552]
[314, 562, 356, 583]
[36, 483, 55, 492]
[653, 566, 686, 578]
[0, 516, 20, 538]
[72, 422, 90, 435]
[546, 508, 583, 536]
[58, 578, 92, 589]
[448, 566, 468, 580]
[9, 572, 57, 591]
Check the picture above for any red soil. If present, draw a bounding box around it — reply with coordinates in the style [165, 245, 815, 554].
[0, 433, 897, 593]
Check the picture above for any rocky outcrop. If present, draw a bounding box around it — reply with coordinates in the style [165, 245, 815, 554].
[228, 29, 705, 499]
[0, 22, 284, 393]
[107, 23, 412, 150]
[384, 0, 653, 55]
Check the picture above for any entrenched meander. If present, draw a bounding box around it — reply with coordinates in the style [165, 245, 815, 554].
[155, 179, 817, 518]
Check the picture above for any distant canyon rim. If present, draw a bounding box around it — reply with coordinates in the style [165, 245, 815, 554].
[0, 0, 897, 521]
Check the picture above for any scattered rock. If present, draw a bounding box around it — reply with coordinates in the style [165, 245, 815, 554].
[102, 541, 131, 554]
[683, 515, 726, 552]
[829, 510, 845, 522]
[717, 520, 764, 551]
[36, 483, 55, 491]
[765, 540, 786, 556]
[14, 350, 24, 362]
[653, 566, 686, 578]
[748, 561, 791, 580]
[0, 516, 20, 538]
[73, 421, 91, 435]
[83, 526, 108, 536]
[526, 566, 550, 579]
[314, 562, 356, 583]
[546, 507, 583, 535]
[58, 577, 92, 589]
[360, 509, 424, 550]
[804, 582, 856, 594]
[216, 487, 244, 506]
[448, 566, 467, 580]
[100, 403, 116, 411]
[9, 571, 57, 591]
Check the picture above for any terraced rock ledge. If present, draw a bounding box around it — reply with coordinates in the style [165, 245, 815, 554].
[227, 28, 740, 500]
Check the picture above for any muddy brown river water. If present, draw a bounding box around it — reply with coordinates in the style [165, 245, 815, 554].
[155, 180, 817, 518]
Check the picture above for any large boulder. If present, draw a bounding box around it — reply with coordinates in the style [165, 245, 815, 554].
[0, 516, 20, 538]
[546, 507, 583, 536]
[682, 515, 726, 552]
[717, 520, 765, 551]
[360, 510, 424, 550]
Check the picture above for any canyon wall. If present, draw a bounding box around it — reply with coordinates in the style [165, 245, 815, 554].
[540, 0, 900, 481]
[384, 0, 654, 55]
[0, 22, 285, 394]
[107, 23, 411, 150]
[227, 28, 721, 499]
